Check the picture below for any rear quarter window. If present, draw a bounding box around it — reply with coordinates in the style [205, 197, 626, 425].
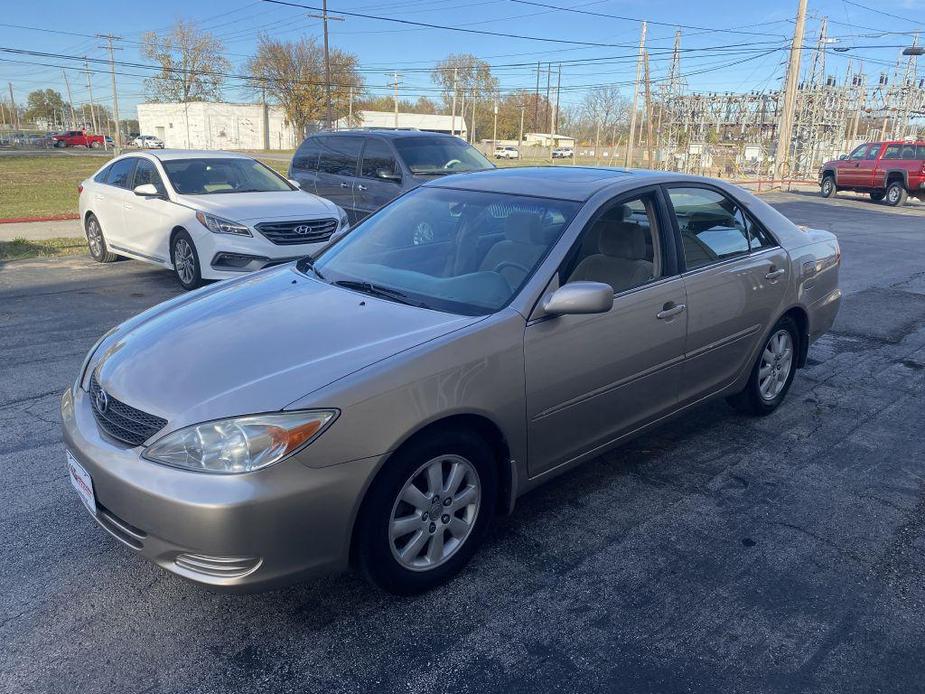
[93, 164, 112, 183]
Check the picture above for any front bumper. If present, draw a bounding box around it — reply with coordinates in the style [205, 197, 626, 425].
[61, 387, 380, 592]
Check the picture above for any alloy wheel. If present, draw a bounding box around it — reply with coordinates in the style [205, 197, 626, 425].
[389, 454, 481, 572]
[174, 239, 195, 284]
[86, 218, 103, 257]
[758, 329, 793, 401]
[888, 186, 900, 203]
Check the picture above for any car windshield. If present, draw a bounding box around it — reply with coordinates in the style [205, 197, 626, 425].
[310, 187, 580, 315]
[161, 158, 293, 195]
[393, 137, 493, 175]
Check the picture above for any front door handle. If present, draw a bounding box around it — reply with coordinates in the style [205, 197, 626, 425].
[340, 182, 350, 188]
[656, 303, 686, 320]
[356, 184, 367, 191]
[765, 267, 786, 280]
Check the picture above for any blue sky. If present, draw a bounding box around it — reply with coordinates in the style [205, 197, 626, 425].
[0, 0, 921, 120]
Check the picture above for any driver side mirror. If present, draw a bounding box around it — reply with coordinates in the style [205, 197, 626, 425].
[288, 178, 302, 189]
[838, 154, 849, 160]
[133, 183, 162, 198]
[543, 282, 614, 316]
[376, 168, 402, 182]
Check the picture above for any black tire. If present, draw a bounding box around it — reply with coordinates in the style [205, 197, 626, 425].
[870, 190, 886, 202]
[820, 175, 836, 198]
[85, 213, 118, 263]
[170, 230, 204, 290]
[727, 315, 799, 417]
[885, 181, 908, 207]
[354, 429, 498, 595]
[54, 140, 65, 148]
[90, 141, 101, 149]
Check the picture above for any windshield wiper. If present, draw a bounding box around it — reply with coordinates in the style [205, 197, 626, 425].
[296, 255, 325, 280]
[333, 280, 427, 308]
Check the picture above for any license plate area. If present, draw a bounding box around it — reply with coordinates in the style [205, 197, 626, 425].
[66, 450, 97, 516]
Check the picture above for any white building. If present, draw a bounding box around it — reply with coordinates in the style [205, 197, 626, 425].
[335, 111, 467, 138]
[137, 102, 299, 150]
[524, 132, 576, 148]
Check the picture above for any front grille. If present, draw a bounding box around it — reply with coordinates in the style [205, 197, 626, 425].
[255, 218, 338, 245]
[89, 373, 167, 446]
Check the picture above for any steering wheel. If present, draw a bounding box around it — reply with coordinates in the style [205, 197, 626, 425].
[444, 159, 463, 170]
[493, 260, 531, 276]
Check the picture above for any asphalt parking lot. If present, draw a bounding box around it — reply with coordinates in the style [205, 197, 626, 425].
[2, 191, 924, 694]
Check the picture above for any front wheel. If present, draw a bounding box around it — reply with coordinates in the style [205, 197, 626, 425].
[820, 175, 836, 198]
[727, 315, 799, 416]
[170, 230, 204, 290]
[885, 181, 908, 207]
[354, 429, 497, 595]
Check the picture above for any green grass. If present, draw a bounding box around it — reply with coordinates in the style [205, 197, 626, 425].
[0, 155, 109, 220]
[0, 236, 88, 261]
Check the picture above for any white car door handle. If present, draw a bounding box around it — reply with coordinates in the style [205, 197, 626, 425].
[94, 194, 104, 200]
[765, 268, 786, 280]
[656, 303, 686, 320]
[356, 184, 367, 191]
[340, 182, 350, 188]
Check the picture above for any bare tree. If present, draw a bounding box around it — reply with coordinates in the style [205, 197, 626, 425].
[141, 20, 231, 102]
[247, 35, 363, 135]
[578, 86, 628, 142]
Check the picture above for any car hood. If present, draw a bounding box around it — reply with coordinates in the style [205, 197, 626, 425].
[174, 190, 340, 223]
[92, 267, 482, 431]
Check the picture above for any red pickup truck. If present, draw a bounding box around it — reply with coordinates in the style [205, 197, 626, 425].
[52, 130, 105, 149]
[819, 140, 925, 206]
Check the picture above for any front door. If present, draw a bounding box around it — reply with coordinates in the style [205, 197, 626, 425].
[121, 158, 173, 263]
[855, 142, 883, 188]
[315, 134, 362, 219]
[836, 143, 870, 188]
[355, 137, 404, 222]
[524, 189, 687, 477]
[663, 185, 789, 404]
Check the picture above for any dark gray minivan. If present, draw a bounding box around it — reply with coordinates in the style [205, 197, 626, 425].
[288, 130, 494, 224]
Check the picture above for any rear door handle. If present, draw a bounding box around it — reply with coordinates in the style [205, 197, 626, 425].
[356, 184, 367, 191]
[656, 303, 686, 320]
[765, 268, 786, 280]
[340, 182, 350, 188]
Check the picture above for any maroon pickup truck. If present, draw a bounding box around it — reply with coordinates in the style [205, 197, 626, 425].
[52, 130, 105, 149]
[819, 140, 925, 206]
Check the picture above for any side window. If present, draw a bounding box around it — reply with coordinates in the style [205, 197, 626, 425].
[562, 193, 660, 294]
[883, 144, 901, 160]
[106, 158, 137, 189]
[735, 207, 776, 251]
[848, 144, 867, 160]
[133, 159, 166, 195]
[317, 135, 362, 176]
[293, 137, 321, 171]
[917, 145, 925, 160]
[901, 145, 917, 160]
[360, 138, 399, 180]
[865, 144, 881, 160]
[93, 164, 112, 183]
[667, 187, 750, 271]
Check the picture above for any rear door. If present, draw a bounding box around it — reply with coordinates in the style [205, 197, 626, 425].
[289, 136, 321, 193]
[315, 135, 362, 220]
[664, 185, 789, 405]
[355, 137, 404, 222]
[95, 157, 138, 247]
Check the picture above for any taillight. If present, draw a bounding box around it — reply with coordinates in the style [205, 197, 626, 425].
[77, 184, 84, 194]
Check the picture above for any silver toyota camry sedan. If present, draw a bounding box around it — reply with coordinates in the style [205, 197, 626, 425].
[62, 167, 842, 595]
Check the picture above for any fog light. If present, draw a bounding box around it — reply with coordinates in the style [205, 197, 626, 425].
[174, 553, 262, 579]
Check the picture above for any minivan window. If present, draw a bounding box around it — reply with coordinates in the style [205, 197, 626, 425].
[293, 137, 321, 171]
[360, 138, 399, 179]
[106, 158, 138, 189]
[318, 135, 362, 176]
[392, 137, 493, 175]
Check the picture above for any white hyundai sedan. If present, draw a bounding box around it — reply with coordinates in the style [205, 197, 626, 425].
[78, 150, 349, 289]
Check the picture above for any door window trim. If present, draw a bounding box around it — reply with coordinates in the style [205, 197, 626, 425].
[359, 136, 402, 182]
[660, 182, 781, 275]
[104, 157, 139, 190]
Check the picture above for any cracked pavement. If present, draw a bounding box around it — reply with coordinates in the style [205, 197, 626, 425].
[1, 191, 924, 693]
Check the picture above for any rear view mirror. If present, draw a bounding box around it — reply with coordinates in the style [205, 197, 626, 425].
[133, 183, 160, 197]
[377, 168, 401, 182]
[838, 154, 849, 160]
[543, 282, 614, 316]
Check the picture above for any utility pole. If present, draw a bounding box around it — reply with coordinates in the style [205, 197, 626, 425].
[625, 21, 647, 167]
[62, 69, 77, 128]
[348, 85, 353, 124]
[545, 62, 551, 136]
[533, 61, 541, 131]
[643, 50, 654, 169]
[552, 63, 561, 159]
[451, 67, 458, 136]
[83, 60, 99, 136]
[774, 0, 808, 179]
[492, 99, 498, 148]
[388, 72, 402, 129]
[308, 1, 344, 130]
[8, 83, 18, 130]
[518, 102, 525, 149]
[98, 34, 123, 154]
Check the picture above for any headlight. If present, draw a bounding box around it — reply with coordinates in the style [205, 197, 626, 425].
[195, 210, 252, 236]
[142, 410, 337, 474]
[336, 206, 349, 230]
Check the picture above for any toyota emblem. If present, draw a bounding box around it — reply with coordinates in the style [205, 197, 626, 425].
[293, 225, 311, 235]
[95, 388, 109, 414]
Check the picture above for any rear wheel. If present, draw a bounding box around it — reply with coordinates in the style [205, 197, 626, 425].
[727, 315, 799, 416]
[354, 429, 497, 595]
[170, 230, 204, 290]
[90, 141, 101, 149]
[820, 175, 836, 198]
[885, 181, 908, 207]
[85, 214, 118, 263]
[870, 190, 886, 202]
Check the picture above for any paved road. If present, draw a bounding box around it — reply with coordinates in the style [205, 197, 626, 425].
[1, 192, 923, 694]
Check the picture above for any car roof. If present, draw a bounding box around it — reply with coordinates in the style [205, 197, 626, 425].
[424, 166, 661, 201]
[314, 129, 461, 140]
[144, 149, 255, 161]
